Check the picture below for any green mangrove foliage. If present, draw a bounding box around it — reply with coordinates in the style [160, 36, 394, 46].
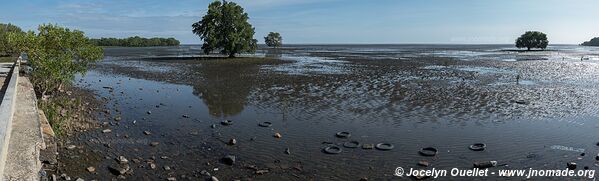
[515, 31, 549, 50]
[90, 36, 180, 47]
[8, 24, 104, 96]
[0, 23, 24, 57]
[581, 37, 599, 46]
[192, 1, 257, 57]
[264, 32, 283, 48]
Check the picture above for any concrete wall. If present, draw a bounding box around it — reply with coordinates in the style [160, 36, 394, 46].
[0, 57, 20, 179]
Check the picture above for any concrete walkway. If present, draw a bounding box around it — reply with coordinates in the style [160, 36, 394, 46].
[3, 77, 43, 180]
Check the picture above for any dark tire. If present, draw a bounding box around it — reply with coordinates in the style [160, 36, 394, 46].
[375, 143, 394, 151]
[343, 141, 361, 148]
[336, 132, 351, 138]
[258, 122, 272, 127]
[469, 143, 486, 151]
[419, 147, 438, 156]
[323, 146, 343, 154]
[221, 120, 233, 126]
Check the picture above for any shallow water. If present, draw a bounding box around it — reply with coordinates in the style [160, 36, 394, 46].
[64, 44, 599, 180]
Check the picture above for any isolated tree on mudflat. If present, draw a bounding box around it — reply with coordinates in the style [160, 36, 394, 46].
[192, 1, 257, 58]
[515, 31, 548, 51]
[264, 32, 283, 48]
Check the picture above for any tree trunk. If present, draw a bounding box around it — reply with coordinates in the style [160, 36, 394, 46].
[527, 47, 531, 51]
[228, 53, 235, 58]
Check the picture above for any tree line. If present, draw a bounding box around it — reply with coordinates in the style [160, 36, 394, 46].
[90, 36, 180, 47]
[0, 23, 24, 56]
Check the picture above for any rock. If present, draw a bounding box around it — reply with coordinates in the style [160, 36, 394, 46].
[274, 133, 282, 138]
[362, 144, 374, 149]
[228, 138, 237, 145]
[108, 164, 130, 175]
[182, 114, 190, 118]
[255, 169, 269, 175]
[149, 163, 156, 170]
[114, 116, 122, 121]
[143, 131, 151, 135]
[200, 170, 211, 176]
[102, 129, 112, 133]
[359, 178, 368, 181]
[418, 160, 430, 167]
[164, 166, 171, 171]
[210, 176, 219, 181]
[75, 178, 84, 181]
[61, 174, 71, 180]
[86, 166, 96, 172]
[150, 142, 160, 147]
[222, 155, 236, 165]
[210, 124, 216, 128]
[473, 161, 497, 168]
[117, 156, 129, 164]
[147, 111, 152, 114]
[66, 145, 77, 150]
[167, 177, 176, 181]
[567, 162, 577, 170]
[285, 148, 291, 155]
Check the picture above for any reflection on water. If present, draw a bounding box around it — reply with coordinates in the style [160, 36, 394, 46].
[191, 62, 258, 117]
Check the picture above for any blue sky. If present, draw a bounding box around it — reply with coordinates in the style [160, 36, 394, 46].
[1, 0, 598, 44]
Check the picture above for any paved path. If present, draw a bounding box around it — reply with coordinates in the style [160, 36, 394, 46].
[4, 77, 43, 180]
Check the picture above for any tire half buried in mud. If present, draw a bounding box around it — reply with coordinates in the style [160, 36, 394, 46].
[258, 121, 272, 127]
[343, 141, 361, 148]
[469, 143, 486, 151]
[336, 132, 351, 138]
[324, 145, 343, 154]
[419, 147, 438, 156]
[375, 143, 394, 151]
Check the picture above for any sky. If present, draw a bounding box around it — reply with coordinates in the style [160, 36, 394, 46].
[1, 0, 599, 44]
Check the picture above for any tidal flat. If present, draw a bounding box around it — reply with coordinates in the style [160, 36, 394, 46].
[53, 44, 599, 180]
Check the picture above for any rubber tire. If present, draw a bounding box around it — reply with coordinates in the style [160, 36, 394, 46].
[375, 143, 394, 151]
[324, 145, 343, 154]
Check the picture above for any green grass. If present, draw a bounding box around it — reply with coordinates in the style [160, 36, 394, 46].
[0, 56, 17, 63]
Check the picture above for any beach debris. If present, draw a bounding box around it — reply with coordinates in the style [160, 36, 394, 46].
[274, 133, 282, 138]
[222, 155, 236, 165]
[285, 148, 291, 155]
[164, 166, 171, 171]
[513, 100, 528, 105]
[149, 163, 156, 170]
[114, 116, 122, 121]
[343, 141, 361, 148]
[469, 143, 486, 151]
[182, 114, 190, 118]
[362, 144, 374, 149]
[210, 176, 219, 181]
[143, 131, 151, 135]
[595, 154, 599, 161]
[258, 121, 273, 127]
[375, 143, 394, 151]
[228, 138, 237, 145]
[567, 162, 577, 170]
[147, 111, 152, 114]
[584, 166, 589, 170]
[167, 177, 176, 181]
[473, 161, 497, 168]
[418, 160, 430, 167]
[221, 120, 233, 126]
[211, 124, 216, 128]
[323, 145, 343, 154]
[86, 166, 96, 172]
[335, 131, 351, 138]
[419, 147, 438, 156]
[150, 142, 160, 147]
[102, 129, 112, 133]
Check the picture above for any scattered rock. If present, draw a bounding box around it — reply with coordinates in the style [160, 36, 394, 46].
[567, 162, 577, 170]
[164, 166, 171, 171]
[473, 161, 498, 168]
[210, 176, 219, 181]
[167, 177, 176, 181]
[143, 131, 151, 135]
[418, 160, 430, 167]
[200, 170, 211, 176]
[255, 169, 269, 175]
[75, 178, 84, 181]
[222, 155, 236, 165]
[66, 145, 77, 150]
[221, 120, 233, 125]
[108, 164, 130, 175]
[147, 111, 152, 114]
[149, 163, 156, 170]
[274, 133, 282, 138]
[102, 129, 112, 133]
[228, 138, 237, 145]
[360, 178, 368, 181]
[150, 142, 160, 147]
[86, 166, 96, 172]
[114, 116, 122, 121]
[117, 156, 129, 164]
[182, 114, 190, 118]
[210, 124, 217, 128]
